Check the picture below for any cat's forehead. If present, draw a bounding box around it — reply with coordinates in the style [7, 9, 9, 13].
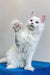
[30, 16, 40, 21]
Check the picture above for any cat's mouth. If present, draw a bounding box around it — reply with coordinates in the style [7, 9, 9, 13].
[27, 24, 35, 31]
[30, 25, 34, 28]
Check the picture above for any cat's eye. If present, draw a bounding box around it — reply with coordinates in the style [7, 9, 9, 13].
[36, 21, 39, 24]
[30, 19, 33, 21]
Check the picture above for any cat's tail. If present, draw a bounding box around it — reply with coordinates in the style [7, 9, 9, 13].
[0, 57, 7, 63]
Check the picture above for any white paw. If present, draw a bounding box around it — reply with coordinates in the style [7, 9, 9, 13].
[0, 60, 2, 63]
[24, 66, 34, 71]
[6, 65, 14, 69]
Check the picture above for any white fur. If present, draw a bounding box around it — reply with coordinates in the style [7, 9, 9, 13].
[0, 16, 45, 71]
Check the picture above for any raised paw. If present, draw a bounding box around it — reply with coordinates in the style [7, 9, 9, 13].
[24, 65, 34, 71]
[12, 20, 23, 32]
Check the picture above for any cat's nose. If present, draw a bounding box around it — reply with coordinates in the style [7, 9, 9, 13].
[31, 23, 34, 24]
[30, 19, 33, 22]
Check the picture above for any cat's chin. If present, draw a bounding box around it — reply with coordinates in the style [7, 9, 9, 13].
[27, 25, 35, 31]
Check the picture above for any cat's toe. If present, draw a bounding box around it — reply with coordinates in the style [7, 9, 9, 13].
[24, 66, 34, 71]
[6, 65, 14, 69]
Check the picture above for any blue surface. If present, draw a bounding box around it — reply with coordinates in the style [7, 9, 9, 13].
[0, 61, 50, 75]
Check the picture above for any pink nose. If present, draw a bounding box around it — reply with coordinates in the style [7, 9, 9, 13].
[31, 23, 34, 24]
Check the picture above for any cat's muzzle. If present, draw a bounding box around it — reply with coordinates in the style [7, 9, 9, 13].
[28, 24, 35, 31]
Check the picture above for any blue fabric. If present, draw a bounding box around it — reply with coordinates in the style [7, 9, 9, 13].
[0, 61, 50, 75]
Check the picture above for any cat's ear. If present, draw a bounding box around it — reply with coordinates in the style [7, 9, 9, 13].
[31, 11, 35, 17]
[40, 15, 45, 23]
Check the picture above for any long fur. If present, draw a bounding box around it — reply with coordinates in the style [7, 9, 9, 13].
[0, 15, 45, 71]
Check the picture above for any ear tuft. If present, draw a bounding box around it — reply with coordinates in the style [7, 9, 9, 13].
[40, 15, 45, 23]
[31, 11, 34, 17]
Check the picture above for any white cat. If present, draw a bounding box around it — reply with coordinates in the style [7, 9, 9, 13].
[0, 11, 45, 71]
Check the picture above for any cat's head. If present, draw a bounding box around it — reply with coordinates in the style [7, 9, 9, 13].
[26, 11, 45, 31]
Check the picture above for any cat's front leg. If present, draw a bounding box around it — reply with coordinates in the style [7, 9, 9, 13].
[24, 54, 34, 71]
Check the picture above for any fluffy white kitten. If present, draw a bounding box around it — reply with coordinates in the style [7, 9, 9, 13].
[0, 12, 45, 71]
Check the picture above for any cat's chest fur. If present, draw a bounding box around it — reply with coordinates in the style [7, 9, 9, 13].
[15, 29, 40, 54]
